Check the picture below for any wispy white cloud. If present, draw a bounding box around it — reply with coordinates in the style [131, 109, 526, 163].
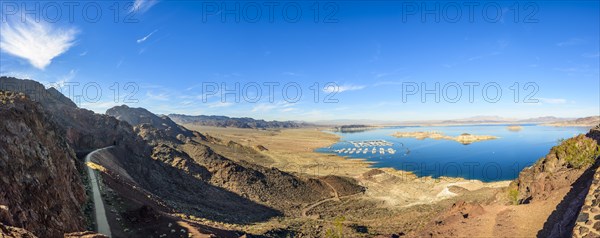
[582, 52, 600, 58]
[116, 58, 125, 68]
[251, 101, 295, 112]
[373, 81, 407, 87]
[79, 51, 88, 56]
[137, 29, 158, 43]
[281, 107, 297, 112]
[538, 98, 567, 104]
[0, 19, 78, 69]
[207, 101, 233, 108]
[369, 43, 381, 62]
[323, 84, 365, 93]
[554, 65, 590, 73]
[372, 69, 403, 79]
[556, 38, 585, 47]
[145, 91, 169, 101]
[130, 0, 159, 14]
[54, 69, 77, 87]
[468, 55, 484, 61]
[251, 103, 278, 112]
[282, 72, 299, 76]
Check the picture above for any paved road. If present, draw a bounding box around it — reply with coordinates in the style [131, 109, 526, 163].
[85, 147, 112, 237]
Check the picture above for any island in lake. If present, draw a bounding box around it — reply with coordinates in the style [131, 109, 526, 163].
[391, 131, 498, 145]
[507, 125, 523, 131]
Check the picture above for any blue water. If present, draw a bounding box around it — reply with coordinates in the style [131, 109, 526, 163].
[316, 125, 588, 182]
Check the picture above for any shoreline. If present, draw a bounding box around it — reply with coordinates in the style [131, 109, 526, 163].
[182, 125, 512, 210]
[314, 129, 512, 185]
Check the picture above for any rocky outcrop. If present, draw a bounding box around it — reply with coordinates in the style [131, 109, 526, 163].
[0, 77, 362, 232]
[417, 201, 485, 237]
[167, 114, 306, 129]
[0, 91, 86, 237]
[509, 125, 600, 237]
[0, 77, 148, 154]
[107, 105, 192, 139]
[0, 222, 37, 237]
[183, 142, 333, 210]
[63, 231, 109, 238]
[109, 104, 351, 217]
[510, 134, 599, 203]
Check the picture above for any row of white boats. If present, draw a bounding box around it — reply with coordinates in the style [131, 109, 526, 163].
[349, 140, 393, 148]
[334, 147, 396, 155]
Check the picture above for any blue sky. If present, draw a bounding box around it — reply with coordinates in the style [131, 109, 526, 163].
[0, 0, 598, 121]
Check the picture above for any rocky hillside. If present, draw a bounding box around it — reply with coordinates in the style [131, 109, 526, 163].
[107, 105, 192, 138]
[0, 77, 337, 228]
[0, 77, 148, 154]
[510, 125, 600, 237]
[0, 91, 87, 237]
[168, 114, 307, 129]
[510, 133, 599, 203]
[110, 105, 348, 217]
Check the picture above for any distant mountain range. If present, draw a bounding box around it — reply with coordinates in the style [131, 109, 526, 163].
[166, 113, 596, 128]
[167, 114, 309, 129]
[542, 116, 600, 127]
[440, 115, 575, 124]
[315, 115, 589, 126]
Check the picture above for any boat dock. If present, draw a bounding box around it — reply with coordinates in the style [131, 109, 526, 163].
[332, 140, 399, 156]
[333, 146, 397, 155]
[349, 140, 393, 148]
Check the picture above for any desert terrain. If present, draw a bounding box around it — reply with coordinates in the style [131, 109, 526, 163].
[1, 77, 598, 237]
[180, 125, 547, 236]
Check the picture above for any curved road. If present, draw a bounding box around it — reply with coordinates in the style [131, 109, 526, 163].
[301, 180, 362, 218]
[85, 147, 112, 237]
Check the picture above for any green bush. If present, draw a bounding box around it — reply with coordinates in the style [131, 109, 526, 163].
[553, 135, 600, 169]
[508, 189, 519, 205]
[325, 216, 346, 238]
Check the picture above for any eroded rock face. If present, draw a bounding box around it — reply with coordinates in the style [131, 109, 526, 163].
[417, 201, 485, 237]
[106, 105, 192, 141]
[106, 103, 360, 219]
[0, 76, 148, 155]
[63, 231, 109, 238]
[0, 222, 37, 238]
[511, 134, 600, 203]
[0, 91, 86, 237]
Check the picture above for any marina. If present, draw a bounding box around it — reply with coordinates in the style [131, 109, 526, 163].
[331, 140, 398, 156]
[333, 146, 396, 155]
[318, 125, 588, 181]
[349, 140, 393, 147]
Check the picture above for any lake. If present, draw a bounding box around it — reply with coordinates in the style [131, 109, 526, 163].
[316, 125, 589, 182]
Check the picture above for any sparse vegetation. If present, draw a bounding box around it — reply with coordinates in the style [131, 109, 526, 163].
[325, 216, 346, 238]
[552, 135, 600, 169]
[508, 189, 519, 205]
